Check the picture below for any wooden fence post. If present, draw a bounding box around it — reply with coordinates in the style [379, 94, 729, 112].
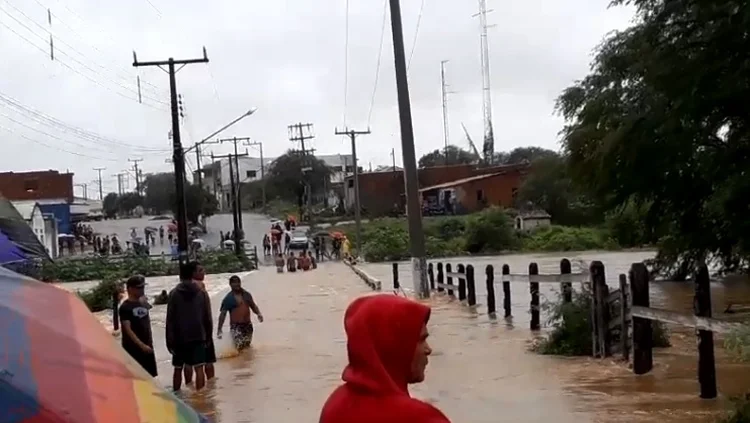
[112, 291, 120, 331]
[457, 264, 467, 301]
[529, 262, 540, 330]
[427, 262, 435, 291]
[619, 273, 630, 362]
[486, 265, 496, 315]
[437, 263, 444, 293]
[695, 263, 717, 399]
[560, 258, 572, 304]
[466, 265, 476, 306]
[630, 262, 653, 374]
[393, 262, 400, 290]
[591, 261, 609, 357]
[445, 263, 454, 297]
[502, 264, 512, 318]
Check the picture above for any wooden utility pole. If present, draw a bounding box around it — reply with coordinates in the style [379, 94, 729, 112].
[389, 0, 429, 298]
[128, 158, 143, 194]
[220, 137, 252, 231]
[112, 173, 126, 195]
[93, 167, 106, 200]
[335, 128, 370, 257]
[212, 151, 249, 255]
[245, 139, 266, 212]
[288, 123, 315, 219]
[133, 48, 209, 270]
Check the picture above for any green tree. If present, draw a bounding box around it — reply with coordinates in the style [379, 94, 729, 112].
[516, 153, 602, 226]
[418, 145, 477, 168]
[142, 173, 174, 214]
[556, 0, 750, 274]
[502, 146, 558, 165]
[266, 150, 332, 204]
[115, 192, 143, 214]
[102, 193, 118, 218]
[178, 184, 219, 225]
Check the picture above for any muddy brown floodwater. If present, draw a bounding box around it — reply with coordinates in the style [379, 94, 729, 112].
[68, 250, 750, 422]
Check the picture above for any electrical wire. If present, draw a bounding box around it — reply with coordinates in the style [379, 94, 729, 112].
[0, 7, 168, 109]
[0, 92, 170, 152]
[0, 124, 119, 162]
[406, 0, 426, 71]
[366, 0, 388, 128]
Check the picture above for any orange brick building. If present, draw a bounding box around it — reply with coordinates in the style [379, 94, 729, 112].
[344, 163, 528, 216]
[0, 170, 74, 203]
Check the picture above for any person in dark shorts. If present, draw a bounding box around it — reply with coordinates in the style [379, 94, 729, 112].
[217, 275, 263, 351]
[166, 261, 213, 391]
[119, 275, 157, 377]
[193, 272, 216, 381]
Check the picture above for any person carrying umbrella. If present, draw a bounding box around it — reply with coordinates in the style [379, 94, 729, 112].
[119, 275, 157, 377]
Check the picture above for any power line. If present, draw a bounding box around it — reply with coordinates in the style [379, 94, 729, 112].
[406, 0, 426, 71]
[0, 8, 167, 109]
[0, 124, 118, 162]
[16, 0, 163, 95]
[0, 92, 170, 152]
[367, 0, 389, 127]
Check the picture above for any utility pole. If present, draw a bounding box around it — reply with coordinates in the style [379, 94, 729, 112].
[112, 173, 126, 195]
[75, 183, 87, 200]
[475, 0, 495, 163]
[193, 139, 220, 189]
[389, 0, 429, 298]
[288, 123, 315, 220]
[335, 128, 370, 257]
[220, 137, 252, 231]
[212, 150, 248, 255]
[440, 60, 454, 163]
[391, 148, 396, 172]
[93, 167, 105, 200]
[245, 139, 266, 212]
[128, 158, 143, 195]
[133, 48, 209, 270]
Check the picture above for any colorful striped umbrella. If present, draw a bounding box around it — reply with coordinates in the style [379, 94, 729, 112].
[0, 266, 208, 423]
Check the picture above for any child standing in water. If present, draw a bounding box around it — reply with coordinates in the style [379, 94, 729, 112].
[274, 253, 285, 273]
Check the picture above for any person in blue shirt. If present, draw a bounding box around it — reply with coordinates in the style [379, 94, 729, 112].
[217, 275, 264, 350]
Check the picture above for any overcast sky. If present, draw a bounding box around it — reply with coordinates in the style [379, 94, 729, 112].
[0, 0, 634, 197]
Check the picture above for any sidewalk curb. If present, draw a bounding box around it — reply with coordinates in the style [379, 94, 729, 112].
[343, 261, 382, 291]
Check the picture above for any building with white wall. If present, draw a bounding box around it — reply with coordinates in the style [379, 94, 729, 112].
[11, 200, 58, 257]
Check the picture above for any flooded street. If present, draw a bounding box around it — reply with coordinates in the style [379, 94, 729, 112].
[64, 242, 750, 421]
[362, 251, 750, 422]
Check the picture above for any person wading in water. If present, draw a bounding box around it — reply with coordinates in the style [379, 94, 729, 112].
[217, 275, 264, 351]
[119, 275, 157, 377]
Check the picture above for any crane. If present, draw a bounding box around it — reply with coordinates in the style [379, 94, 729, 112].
[461, 123, 482, 163]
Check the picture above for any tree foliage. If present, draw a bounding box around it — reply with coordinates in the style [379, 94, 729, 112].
[418, 145, 477, 168]
[265, 150, 332, 203]
[102, 193, 118, 218]
[142, 173, 174, 214]
[556, 0, 750, 273]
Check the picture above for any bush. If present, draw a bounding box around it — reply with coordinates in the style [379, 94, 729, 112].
[361, 226, 409, 262]
[42, 250, 254, 283]
[463, 207, 517, 253]
[77, 274, 120, 312]
[726, 325, 750, 363]
[522, 225, 618, 252]
[720, 396, 750, 423]
[532, 287, 670, 356]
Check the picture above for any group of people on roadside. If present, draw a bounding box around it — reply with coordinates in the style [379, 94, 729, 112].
[117, 261, 264, 391]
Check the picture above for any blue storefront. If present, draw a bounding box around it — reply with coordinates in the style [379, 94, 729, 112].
[39, 203, 71, 235]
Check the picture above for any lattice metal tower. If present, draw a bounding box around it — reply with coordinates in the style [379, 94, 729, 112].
[477, 0, 495, 163]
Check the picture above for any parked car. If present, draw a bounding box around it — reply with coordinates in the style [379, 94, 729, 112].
[287, 229, 309, 250]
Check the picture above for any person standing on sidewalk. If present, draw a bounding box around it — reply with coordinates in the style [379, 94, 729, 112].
[118, 275, 157, 377]
[216, 275, 264, 351]
[192, 269, 217, 382]
[166, 261, 213, 391]
[319, 294, 450, 423]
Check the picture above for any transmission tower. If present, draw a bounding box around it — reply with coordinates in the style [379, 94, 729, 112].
[475, 0, 495, 163]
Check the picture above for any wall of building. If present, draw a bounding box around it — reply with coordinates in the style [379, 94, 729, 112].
[0, 171, 74, 203]
[39, 203, 71, 235]
[453, 170, 525, 213]
[346, 163, 529, 216]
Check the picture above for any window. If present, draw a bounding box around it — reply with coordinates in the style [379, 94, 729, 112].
[24, 179, 39, 192]
[332, 166, 343, 172]
[347, 179, 354, 188]
[511, 188, 519, 200]
[476, 189, 484, 201]
[246, 170, 257, 178]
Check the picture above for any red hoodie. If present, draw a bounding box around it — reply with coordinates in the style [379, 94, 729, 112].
[319, 294, 451, 423]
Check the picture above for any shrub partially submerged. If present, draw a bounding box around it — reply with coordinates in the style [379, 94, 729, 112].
[532, 286, 670, 356]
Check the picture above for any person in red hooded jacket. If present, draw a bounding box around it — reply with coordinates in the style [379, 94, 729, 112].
[319, 294, 451, 423]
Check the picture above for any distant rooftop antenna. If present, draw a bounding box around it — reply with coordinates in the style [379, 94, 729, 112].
[474, 0, 495, 164]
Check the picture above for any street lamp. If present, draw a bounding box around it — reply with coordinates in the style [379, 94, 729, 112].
[184, 107, 257, 154]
